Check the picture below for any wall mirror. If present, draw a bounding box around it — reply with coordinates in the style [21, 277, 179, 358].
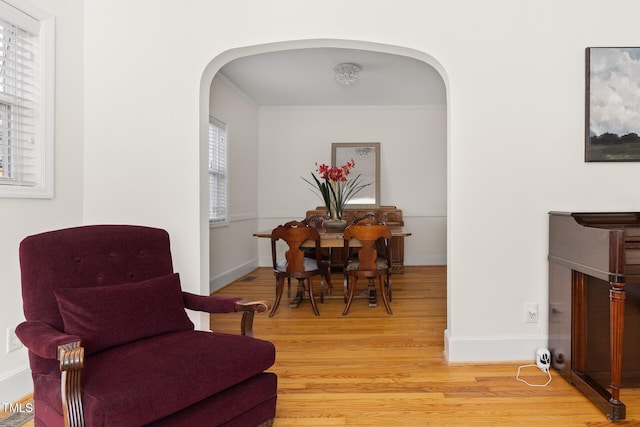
[332, 142, 380, 209]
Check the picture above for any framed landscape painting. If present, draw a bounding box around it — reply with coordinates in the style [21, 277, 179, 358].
[586, 47, 640, 161]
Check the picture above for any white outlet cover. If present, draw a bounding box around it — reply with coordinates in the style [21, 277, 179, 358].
[6, 327, 23, 353]
[525, 303, 538, 323]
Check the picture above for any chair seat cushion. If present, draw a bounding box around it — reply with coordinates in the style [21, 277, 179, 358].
[276, 257, 319, 272]
[81, 330, 276, 426]
[346, 258, 389, 271]
[147, 372, 277, 427]
[54, 273, 194, 355]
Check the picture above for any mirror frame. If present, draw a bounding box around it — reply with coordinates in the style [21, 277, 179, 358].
[331, 142, 380, 209]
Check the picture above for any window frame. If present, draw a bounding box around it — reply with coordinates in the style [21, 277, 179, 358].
[208, 115, 229, 227]
[0, 0, 54, 199]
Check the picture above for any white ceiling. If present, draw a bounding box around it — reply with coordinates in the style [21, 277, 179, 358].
[218, 48, 446, 107]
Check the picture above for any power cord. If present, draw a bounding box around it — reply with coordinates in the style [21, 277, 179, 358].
[516, 364, 552, 387]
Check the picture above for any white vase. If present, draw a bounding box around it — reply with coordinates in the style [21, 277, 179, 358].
[324, 219, 347, 232]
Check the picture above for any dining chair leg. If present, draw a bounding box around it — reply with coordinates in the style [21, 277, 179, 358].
[342, 276, 358, 316]
[379, 276, 393, 315]
[327, 248, 334, 295]
[270, 277, 285, 317]
[323, 267, 332, 296]
[343, 275, 348, 303]
[387, 273, 392, 302]
[307, 278, 320, 316]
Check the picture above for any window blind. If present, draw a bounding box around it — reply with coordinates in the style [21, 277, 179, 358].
[0, 8, 39, 186]
[209, 116, 227, 223]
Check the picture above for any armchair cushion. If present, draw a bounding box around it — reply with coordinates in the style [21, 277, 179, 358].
[54, 273, 193, 355]
[81, 330, 276, 426]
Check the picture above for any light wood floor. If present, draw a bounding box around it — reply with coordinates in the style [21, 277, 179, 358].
[212, 266, 640, 426]
[8, 266, 640, 426]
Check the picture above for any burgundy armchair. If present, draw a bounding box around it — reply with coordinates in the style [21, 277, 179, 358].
[16, 225, 277, 427]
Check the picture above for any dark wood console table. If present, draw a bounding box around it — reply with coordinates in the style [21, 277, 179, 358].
[548, 212, 640, 421]
[305, 206, 407, 272]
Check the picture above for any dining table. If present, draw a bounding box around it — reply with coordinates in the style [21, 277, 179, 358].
[253, 226, 411, 309]
[252, 226, 411, 247]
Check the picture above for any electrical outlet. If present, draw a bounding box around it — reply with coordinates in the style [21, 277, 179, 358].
[525, 303, 538, 323]
[6, 327, 23, 353]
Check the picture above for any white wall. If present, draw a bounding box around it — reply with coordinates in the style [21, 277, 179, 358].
[5, 0, 640, 403]
[82, 1, 211, 330]
[256, 106, 447, 266]
[209, 76, 261, 291]
[82, 0, 640, 364]
[0, 0, 84, 403]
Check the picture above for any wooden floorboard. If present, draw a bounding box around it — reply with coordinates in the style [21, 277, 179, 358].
[212, 266, 640, 426]
[8, 266, 640, 426]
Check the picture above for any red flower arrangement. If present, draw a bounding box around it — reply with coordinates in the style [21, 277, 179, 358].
[303, 159, 371, 220]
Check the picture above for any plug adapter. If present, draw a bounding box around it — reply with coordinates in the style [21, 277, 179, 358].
[536, 348, 551, 371]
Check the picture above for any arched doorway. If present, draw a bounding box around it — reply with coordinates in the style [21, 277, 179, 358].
[200, 39, 450, 329]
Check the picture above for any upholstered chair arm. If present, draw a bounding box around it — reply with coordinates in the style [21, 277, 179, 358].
[15, 320, 81, 360]
[16, 320, 85, 427]
[182, 292, 242, 313]
[182, 293, 269, 337]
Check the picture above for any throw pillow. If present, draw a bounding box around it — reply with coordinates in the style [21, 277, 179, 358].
[54, 273, 194, 355]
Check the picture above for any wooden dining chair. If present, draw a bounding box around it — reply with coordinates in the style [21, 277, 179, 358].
[342, 218, 393, 316]
[270, 221, 327, 316]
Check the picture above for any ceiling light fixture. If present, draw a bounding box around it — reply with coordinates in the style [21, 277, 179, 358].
[334, 63, 360, 85]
